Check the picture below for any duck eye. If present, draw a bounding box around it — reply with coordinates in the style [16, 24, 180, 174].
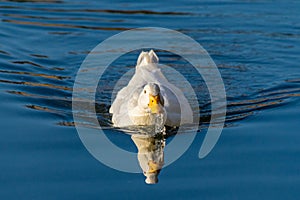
[152, 100, 154, 103]
[144, 90, 146, 94]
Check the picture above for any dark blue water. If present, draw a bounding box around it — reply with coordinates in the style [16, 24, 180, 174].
[1, 0, 300, 199]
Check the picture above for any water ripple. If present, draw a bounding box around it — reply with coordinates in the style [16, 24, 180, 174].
[2, 19, 130, 31]
[0, 78, 72, 91]
[0, 0, 299, 130]
[0, 5, 189, 15]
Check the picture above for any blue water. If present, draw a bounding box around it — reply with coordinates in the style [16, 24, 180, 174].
[1, 0, 300, 199]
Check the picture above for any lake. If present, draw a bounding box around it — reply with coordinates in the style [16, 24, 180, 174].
[1, 0, 300, 199]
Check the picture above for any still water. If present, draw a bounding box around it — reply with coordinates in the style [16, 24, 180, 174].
[1, 0, 300, 199]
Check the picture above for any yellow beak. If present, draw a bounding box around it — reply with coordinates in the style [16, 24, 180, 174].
[148, 160, 161, 173]
[148, 94, 162, 114]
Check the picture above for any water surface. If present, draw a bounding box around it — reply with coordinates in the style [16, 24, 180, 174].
[1, 0, 300, 199]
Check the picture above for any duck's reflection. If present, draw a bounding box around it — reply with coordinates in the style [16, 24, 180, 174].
[131, 134, 165, 184]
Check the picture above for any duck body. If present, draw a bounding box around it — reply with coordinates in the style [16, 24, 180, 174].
[109, 50, 192, 127]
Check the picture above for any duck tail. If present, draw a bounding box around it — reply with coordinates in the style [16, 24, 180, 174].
[137, 50, 159, 66]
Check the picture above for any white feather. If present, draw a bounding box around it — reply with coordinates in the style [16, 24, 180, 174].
[110, 50, 193, 127]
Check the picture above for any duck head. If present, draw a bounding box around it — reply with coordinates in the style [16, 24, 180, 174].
[139, 83, 164, 114]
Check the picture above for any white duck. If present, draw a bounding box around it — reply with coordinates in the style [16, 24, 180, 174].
[109, 50, 193, 127]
